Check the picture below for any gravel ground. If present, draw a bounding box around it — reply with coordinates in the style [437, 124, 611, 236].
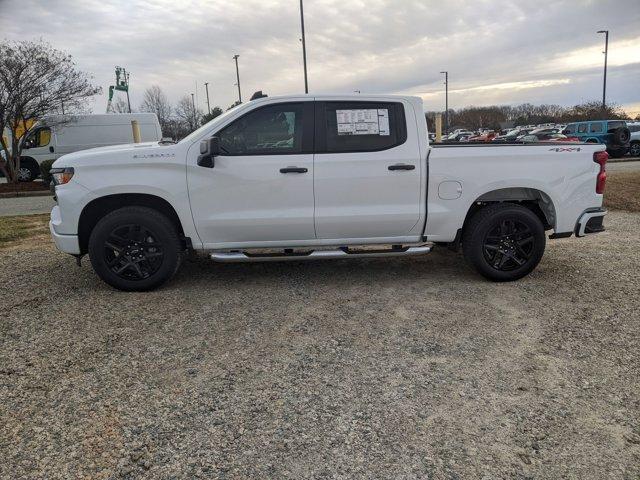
[1, 211, 639, 479]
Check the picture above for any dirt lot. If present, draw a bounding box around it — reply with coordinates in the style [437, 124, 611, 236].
[605, 171, 640, 213]
[1, 210, 639, 479]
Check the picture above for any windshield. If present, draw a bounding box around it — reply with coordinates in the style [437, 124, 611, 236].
[178, 104, 244, 145]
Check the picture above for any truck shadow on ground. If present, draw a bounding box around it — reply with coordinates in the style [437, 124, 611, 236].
[169, 247, 480, 289]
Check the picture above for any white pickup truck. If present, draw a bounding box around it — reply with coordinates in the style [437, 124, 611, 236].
[48, 95, 608, 291]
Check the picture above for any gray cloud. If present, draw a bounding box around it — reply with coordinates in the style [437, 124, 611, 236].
[1, 0, 639, 116]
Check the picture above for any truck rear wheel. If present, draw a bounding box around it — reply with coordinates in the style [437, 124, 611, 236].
[88, 206, 182, 291]
[463, 203, 545, 282]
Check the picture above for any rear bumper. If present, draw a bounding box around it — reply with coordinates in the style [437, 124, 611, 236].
[50, 206, 80, 254]
[575, 209, 607, 237]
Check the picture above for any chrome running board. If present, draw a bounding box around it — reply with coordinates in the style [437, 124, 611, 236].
[210, 245, 432, 263]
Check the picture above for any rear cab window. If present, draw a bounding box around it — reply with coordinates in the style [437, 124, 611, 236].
[316, 101, 407, 153]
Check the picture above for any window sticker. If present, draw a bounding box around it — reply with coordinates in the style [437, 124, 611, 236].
[336, 109, 390, 136]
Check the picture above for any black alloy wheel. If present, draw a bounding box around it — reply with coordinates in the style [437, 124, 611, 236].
[88, 206, 182, 291]
[463, 203, 546, 282]
[104, 224, 164, 281]
[482, 219, 535, 272]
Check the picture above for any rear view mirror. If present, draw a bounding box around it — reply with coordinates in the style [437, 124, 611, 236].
[197, 136, 221, 168]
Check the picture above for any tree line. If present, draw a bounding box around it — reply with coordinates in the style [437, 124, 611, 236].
[426, 102, 639, 132]
[117, 86, 226, 141]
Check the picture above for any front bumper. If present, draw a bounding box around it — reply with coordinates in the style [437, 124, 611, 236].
[575, 209, 607, 237]
[49, 205, 80, 254]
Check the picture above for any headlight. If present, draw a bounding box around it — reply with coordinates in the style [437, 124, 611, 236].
[50, 167, 74, 185]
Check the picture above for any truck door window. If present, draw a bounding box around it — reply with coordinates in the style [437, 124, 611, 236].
[217, 103, 307, 155]
[319, 102, 406, 153]
[590, 123, 603, 133]
[578, 124, 588, 133]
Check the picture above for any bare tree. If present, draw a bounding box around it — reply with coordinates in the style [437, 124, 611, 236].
[0, 40, 101, 183]
[175, 95, 202, 133]
[139, 85, 172, 134]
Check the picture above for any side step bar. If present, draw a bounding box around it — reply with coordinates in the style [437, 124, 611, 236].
[210, 245, 432, 263]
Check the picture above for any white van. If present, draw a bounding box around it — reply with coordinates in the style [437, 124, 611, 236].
[18, 113, 162, 181]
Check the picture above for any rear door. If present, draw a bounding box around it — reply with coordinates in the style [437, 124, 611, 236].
[313, 100, 422, 240]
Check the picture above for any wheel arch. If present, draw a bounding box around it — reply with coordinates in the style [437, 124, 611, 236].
[78, 193, 187, 254]
[462, 187, 556, 235]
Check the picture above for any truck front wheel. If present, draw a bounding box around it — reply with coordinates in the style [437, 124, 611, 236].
[462, 203, 546, 282]
[88, 206, 182, 291]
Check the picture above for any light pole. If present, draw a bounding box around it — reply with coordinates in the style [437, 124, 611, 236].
[597, 30, 609, 110]
[204, 82, 211, 114]
[233, 55, 242, 104]
[190, 93, 196, 127]
[440, 71, 449, 133]
[124, 69, 131, 113]
[299, 0, 309, 93]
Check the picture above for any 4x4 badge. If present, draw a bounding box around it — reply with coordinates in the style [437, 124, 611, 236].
[549, 147, 581, 152]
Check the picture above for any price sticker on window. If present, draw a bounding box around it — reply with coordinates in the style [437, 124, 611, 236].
[336, 109, 390, 136]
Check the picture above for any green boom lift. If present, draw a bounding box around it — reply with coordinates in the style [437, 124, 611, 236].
[105, 66, 131, 113]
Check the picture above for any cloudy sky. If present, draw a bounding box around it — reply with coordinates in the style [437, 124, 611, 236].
[1, 0, 639, 116]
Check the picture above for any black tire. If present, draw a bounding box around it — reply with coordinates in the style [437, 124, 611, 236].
[628, 142, 640, 157]
[88, 206, 182, 291]
[463, 203, 546, 282]
[612, 127, 630, 145]
[17, 158, 39, 182]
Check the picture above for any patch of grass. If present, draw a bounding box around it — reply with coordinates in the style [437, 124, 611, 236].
[0, 214, 50, 248]
[604, 171, 640, 212]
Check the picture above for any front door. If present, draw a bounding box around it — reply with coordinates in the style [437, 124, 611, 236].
[313, 100, 422, 240]
[187, 101, 316, 248]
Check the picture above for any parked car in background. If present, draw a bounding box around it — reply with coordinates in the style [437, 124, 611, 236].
[468, 131, 497, 142]
[492, 128, 534, 143]
[562, 120, 630, 158]
[627, 121, 640, 157]
[446, 131, 475, 142]
[520, 133, 579, 143]
[17, 113, 162, 182]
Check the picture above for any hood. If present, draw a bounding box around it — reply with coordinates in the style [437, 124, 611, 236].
[52, 141, 178, 168]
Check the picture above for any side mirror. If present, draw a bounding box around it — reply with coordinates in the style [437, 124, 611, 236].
[197, 136, 220, 168]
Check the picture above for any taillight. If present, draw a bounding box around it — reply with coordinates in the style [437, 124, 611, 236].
[593, 151, 608, 194]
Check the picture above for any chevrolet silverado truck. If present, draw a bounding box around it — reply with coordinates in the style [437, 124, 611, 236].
[49, 95, 608, 291]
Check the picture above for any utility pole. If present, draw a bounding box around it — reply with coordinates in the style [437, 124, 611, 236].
[597, 30, 609, 110]
[440, 71, 449, 133]
[204, 82, 211, 114]
[233, 55, 242, 104]
[191, 93, 196, 128]
[125, 70, 131, 113]
[299, 0, 309, 93]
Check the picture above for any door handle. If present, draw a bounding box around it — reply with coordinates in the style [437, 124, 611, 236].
[280, 167, 308, 174]
[49, 146, 54, 153]
[388, 164, 415, 171]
